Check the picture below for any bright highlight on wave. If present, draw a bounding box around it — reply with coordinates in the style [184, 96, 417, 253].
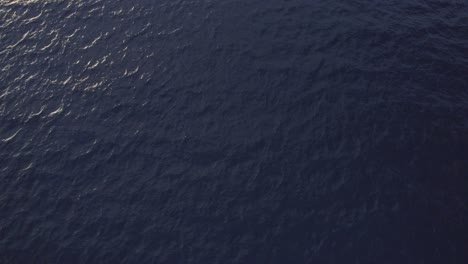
[1, 0, 59, 6]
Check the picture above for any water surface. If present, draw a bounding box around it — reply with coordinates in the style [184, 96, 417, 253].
[1, 0, 467, 263]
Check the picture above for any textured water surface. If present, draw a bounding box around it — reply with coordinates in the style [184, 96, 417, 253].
[1, 0, 468, 263]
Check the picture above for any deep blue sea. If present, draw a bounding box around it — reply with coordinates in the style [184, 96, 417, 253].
[1, 0, 467, 263]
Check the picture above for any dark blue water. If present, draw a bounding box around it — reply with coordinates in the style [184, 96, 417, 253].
[1, 0, 467, 263]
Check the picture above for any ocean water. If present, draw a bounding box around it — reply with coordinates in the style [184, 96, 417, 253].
[1, 0, 467, 263]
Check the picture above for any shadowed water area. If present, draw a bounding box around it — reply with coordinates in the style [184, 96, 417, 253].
[1, 0, 467, 263]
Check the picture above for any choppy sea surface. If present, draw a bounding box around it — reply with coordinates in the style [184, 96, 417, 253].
[1, 0, 467, 263]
